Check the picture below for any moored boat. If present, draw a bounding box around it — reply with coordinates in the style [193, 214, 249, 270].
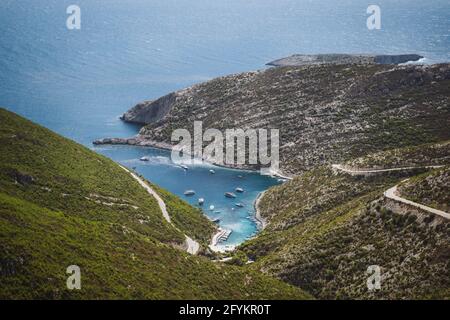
[224, 192, 236, 198]
[184, 190, 195, 196]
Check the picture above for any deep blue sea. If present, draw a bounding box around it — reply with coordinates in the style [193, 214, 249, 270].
[1, 0, 449, 249]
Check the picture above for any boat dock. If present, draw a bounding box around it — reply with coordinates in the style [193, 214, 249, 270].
[211, 228, 232, 246]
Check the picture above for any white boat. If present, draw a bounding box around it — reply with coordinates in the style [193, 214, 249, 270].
[225, 192, 236, 198]
[235, 203, 244, 208]
[235, 187, 244, 193]
[184, 190, 195, 196]
[198, 198, 204, 205]
[140, 156, 150, 161]
[209, 169, 215, 174]
[180, 165, 189, 170]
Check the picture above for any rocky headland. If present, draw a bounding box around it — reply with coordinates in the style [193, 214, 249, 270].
[94, 56, 450, 176]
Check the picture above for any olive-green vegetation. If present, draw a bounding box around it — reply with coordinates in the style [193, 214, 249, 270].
[238, 144, 449, 299]
[346, 141, 450, 169]
[398, 167, 450, 212]
[0, 108, 310, 299]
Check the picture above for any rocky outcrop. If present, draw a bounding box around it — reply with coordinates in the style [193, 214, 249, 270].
[373, 54, 423, 64]
[266, 53, 423, 67]
[8, 170, 35, 185]
[120, 92, 177, 124]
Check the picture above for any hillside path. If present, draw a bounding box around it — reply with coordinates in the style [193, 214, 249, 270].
[121, 166, 200, 254]
[332, 164, 449, 220]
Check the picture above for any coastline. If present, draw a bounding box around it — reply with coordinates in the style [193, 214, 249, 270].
[209, 188, 269, 253]
[93, 135, 294, 180]
[254, 190, 268, 230]
[94, 135, 285, 252]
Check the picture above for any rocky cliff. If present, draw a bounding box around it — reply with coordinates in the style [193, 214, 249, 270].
[120, 92, 177, 125]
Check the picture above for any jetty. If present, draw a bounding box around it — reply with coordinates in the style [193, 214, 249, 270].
[213, 228, 232, 244]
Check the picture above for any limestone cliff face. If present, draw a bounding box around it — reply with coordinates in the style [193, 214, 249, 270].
[120, 92, 177, 124]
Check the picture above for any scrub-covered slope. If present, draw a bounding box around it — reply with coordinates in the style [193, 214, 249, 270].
[398, 167, 449, 212]
[0, 108, 309, 299]
[239, 143, 450, 299]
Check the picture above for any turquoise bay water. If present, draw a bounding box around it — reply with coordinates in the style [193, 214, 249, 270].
[97, 145, 281, 248]
[1, 0, 449, 247]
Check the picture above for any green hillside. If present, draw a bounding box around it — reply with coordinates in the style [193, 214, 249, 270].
[0, 108, 309, 299]
[237, 143, 450, 299]
[398, 167, 450, 212]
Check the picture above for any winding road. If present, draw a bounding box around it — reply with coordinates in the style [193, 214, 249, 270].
[331, 164, 444, 175]
[384, 183, 450, 220]
[121, 166, 200, 255]
[333, 164, 449, 220]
